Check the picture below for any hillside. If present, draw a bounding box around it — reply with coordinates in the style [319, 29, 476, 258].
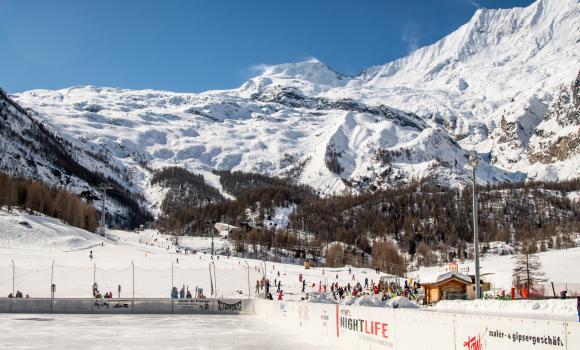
[0, 89, 150, 228]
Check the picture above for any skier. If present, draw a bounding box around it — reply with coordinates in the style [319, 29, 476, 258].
[176, 257, 179, 264]
[302, 279, 306, 293]
[277, 291, 283, 300]
[89, 250, 93, 261]
[255, 280, 260, 295]
[365, 277, 369, 288]
[277, 280, 282, 293]
[348, 267, 352, 274]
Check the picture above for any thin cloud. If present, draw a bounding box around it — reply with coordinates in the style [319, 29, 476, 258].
[467, 0, 482, 8]
[247, 63, 269, 76]
[401, 22, 420, 53]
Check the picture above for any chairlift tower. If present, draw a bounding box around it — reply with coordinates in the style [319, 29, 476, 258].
[99, 183, 113, 237]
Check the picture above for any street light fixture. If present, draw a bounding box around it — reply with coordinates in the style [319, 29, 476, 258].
[468, 151, 482, 299]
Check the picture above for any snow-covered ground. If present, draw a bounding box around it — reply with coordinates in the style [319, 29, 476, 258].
[0, 210, 383, 300]
[1, 209, 579, 322]
[408, 246, 580, 294]
[433, 299, 579, 322]
[0, 314, 342, 350]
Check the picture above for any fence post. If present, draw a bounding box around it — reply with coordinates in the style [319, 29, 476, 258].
[11, 260, 14, 296]
[50, 260, 54, 313]
[212, 262, 217, 297]
[209, 263, 214, 297]
[244, 260, 250, 298]
[171, 261, 174, 314]
[131, 260, 134, 313]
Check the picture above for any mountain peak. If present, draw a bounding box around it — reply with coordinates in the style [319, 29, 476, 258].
[240, 58, 351, 96]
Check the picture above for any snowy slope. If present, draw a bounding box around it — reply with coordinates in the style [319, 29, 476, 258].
[1, 210, 579, 322]
[0, 210, 103, 251]
[9, 0, 580, 198]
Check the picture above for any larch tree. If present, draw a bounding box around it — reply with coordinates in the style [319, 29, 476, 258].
[512, 240, 547, 294]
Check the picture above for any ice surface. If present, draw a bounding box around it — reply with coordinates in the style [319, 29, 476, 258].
[0, 314, 341, 350]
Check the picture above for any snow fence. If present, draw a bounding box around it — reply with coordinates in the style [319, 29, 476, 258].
[253, 300, 580, 350]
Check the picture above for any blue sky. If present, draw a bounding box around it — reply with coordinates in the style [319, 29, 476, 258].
[0, 0, 534, 93]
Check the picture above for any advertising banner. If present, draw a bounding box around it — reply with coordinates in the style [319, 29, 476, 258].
[455, 314, 568, 350]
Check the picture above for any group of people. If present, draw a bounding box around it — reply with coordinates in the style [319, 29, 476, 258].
[255, 277, 284, 300]
[7, 291, 27, 298]
[170, 285, 205, 299]
[92, 282, 114, 299]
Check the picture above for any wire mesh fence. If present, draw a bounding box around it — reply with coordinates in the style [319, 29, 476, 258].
[1, 260, 262, 299]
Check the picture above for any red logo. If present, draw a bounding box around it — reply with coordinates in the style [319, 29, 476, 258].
[463, 335, 482, 350]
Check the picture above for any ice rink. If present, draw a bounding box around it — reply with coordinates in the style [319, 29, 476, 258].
[0, 314, 338, 350]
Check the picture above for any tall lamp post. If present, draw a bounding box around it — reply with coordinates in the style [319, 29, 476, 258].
[469, 151, 482, 299]
[211, 221, 216, 255]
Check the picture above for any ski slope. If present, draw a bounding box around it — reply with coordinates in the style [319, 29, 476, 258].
[1, 210, 579, 321]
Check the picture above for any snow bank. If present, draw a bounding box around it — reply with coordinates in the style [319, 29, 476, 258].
[0, 210, 101, 251]
[309, 294, 419, 309]
[434, 299, 578, 321]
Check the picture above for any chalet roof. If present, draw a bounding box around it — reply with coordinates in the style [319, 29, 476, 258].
[422, 271, 472, 286]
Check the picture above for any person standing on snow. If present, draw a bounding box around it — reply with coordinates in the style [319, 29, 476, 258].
[364, 277, 369, 288]
[179, 285, 185, 299]
[302, 279, 306, 293]
[92, 282, 99, 297]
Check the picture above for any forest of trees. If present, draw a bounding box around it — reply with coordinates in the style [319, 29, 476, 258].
[0, 172, 98, 232]
[155, 170, 314, 235]
[157, 170, 579, 272]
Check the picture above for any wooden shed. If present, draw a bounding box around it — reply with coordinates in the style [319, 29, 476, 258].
[421, 272, 472, 304]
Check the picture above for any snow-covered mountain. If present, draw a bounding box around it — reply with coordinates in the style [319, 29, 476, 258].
[0, 89, 149, 226]
[7, 0, 580, 200]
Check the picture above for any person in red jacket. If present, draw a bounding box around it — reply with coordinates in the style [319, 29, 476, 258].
[278, 291, 283, 301]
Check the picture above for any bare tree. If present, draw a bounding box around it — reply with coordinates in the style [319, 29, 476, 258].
[512, 241, 547, 294]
